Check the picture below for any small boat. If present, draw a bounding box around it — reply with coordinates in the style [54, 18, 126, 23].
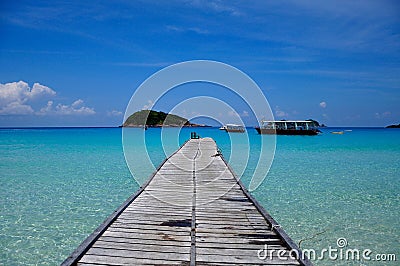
[331, 131, 344, 134]
[255, 120, 321, 135]
[224, 124, 245, 133]
[219, 126, 226, 130]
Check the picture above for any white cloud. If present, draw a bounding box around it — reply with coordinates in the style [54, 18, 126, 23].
[143, 100, 153, 110]
[0, 81, 96, 116]
[228, 110, 239, 117]
[0, 81, 55, 104]
[71, 99, 83, 108]
[37, 100, 54, 115]
[0, 101, 34, 115]
[227, 110, 251, 118]
[374, 111, 391, 119]
[275, 110, 287, 117]
[107, 110, 123, 116]
[54, 99, 95, 115]
[319, 101, 327, 108]
[275, 106, 288, 118]
[166, 25, 183, 32]
[0, 81, 56, 115]
[189, 0, 243, 17]
[166, 25, 209, 35]
[38, 99, 96, 115]
[30, 83, 56, 98]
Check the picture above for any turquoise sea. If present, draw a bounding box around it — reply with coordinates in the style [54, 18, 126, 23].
[0, 127, 399, 265]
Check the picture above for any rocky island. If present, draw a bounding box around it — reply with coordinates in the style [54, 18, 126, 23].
[386, 123, 400, 128]
[122, 110, 208, 128]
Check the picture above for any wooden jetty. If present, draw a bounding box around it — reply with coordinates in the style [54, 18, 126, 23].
[62, 137, 312, 265]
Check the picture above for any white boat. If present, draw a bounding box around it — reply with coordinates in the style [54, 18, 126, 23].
[255, 120, 321, 135]
[224, 124, 245, 133]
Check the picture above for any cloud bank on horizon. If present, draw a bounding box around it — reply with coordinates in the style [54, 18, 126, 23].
[0, 0, 399, 126]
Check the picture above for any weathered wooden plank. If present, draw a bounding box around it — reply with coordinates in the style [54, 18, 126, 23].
[196, 236, 282, 245]
[111, 222, 191, 231]
[196, 241, 287, 250]
[106, 226, 191, 236]
[118, 212, 190, 219]
[98, 236, 190, 247]
[93, 240, 191, 253]
[79, 254, 189, 265]
[85, 246, 190, 261]
[124, 206, 191, 213]
[195, 214, 265, 220]
[195, 218, 268, 226]
[196, 231, 277, 238]
[196, 223, 269, 231]
[101, 230, 191, 242]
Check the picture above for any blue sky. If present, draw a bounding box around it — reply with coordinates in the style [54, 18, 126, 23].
[0, 0, 399, 127]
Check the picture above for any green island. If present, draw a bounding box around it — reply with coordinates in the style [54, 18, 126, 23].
[122, 110, 208, 127]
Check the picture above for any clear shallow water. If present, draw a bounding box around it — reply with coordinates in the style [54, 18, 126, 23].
[0, 127, 399, 265]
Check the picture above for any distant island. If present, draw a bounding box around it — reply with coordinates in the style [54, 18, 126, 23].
[122, 110, 209, 127]
[305, 119, 326, 127]
[386, 124, 400, 128]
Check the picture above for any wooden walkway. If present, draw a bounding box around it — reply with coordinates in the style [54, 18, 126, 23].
[63, 138, 312, 265]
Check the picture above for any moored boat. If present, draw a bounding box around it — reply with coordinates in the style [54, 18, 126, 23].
[255, 120, 321, 135]
[224, 124, 245, 133]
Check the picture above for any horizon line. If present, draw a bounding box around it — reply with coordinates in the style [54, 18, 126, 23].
[0, 125, 394, 129]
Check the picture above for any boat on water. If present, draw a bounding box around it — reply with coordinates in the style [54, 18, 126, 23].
[219, 125, 226, 130]
[255, 120, 321, 135]
[224, 124, 245, 133]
